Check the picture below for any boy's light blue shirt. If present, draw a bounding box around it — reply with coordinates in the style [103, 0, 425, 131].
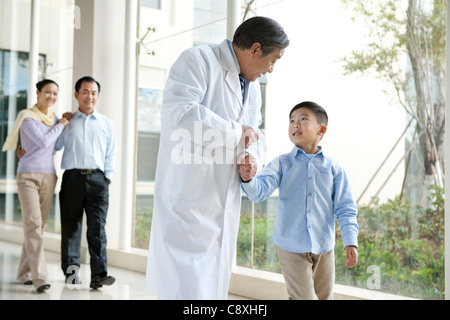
[55, 110, 117, 180]
[241, 145, 358, 255]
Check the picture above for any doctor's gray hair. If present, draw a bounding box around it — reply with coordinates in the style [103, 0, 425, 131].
[232, 16, 290, 57]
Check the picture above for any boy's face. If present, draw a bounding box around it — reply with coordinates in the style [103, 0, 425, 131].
[288, 107, 327, 153]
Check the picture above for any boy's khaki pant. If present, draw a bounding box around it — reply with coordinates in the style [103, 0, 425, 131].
[277, 246, 335, 300]
[16, 172, 57, 290]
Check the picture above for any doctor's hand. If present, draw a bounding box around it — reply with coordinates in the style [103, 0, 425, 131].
[239, 153, 257, 182]
[239, 125, 258, 149]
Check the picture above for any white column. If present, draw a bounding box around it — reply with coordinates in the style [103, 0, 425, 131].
[227, 0, 242, 271]
[227, 0, 241, 40]
[119, 0, 139, 251]
[72, 0, 95, 262]
[5, 52, 19, 222]
[72, 0, 127, 252]
[27, 0, 40, 107]
[445, 0, 450, 301]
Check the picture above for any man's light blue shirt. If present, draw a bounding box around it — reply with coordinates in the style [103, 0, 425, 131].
[241, 145, 359, 255]
[55, 110, 117, 180]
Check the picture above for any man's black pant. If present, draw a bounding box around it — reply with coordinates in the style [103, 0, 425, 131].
[60, 169, 109, 278]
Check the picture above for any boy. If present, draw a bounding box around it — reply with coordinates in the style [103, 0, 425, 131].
[240, 101, 359, 300]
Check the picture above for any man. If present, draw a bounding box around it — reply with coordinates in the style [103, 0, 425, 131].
[145, 16, 289, 299]
[56, 76, 117, 289]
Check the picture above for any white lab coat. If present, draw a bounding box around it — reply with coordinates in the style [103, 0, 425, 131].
[145, 40, 266, 299]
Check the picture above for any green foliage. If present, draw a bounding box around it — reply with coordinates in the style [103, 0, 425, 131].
[339, 0, 446, 202]
[237, 211, 280, 272]
[134, 187, 444, 299]
[334, 185, 444, 299]
[134, 207, 153, 249]
[335, 0, 445, 297]
[339, 0, 408, 80]
[339, 0, 446, 80]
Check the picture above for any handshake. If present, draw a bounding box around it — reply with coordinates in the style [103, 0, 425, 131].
[238, 125, 259, 183]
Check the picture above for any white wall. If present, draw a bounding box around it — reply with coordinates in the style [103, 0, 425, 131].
[69, 0, 128, 249]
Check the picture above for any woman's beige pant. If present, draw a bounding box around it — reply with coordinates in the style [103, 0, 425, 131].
[277, 246, 335, 300]
[16, 172, 57, 290]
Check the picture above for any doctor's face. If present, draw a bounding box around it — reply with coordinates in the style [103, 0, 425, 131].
[241, 44, 285, 82]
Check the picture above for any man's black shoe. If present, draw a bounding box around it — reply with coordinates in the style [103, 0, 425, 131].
[90, 274, 115, 289]
[37, 284, 50, 293]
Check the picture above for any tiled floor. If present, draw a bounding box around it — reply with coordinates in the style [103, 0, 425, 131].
[0, 240, 247, 300]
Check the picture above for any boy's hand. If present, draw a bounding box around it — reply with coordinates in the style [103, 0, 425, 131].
[239, 153, 257, 182]
[345, 246, 358, 268]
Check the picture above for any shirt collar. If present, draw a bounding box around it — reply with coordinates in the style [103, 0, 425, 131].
[289, 145, 324, 159]
[75, 108, 98, 119]
[226, 39, 241, 74]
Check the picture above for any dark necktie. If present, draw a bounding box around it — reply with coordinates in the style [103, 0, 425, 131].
[239, 74, 245, 103]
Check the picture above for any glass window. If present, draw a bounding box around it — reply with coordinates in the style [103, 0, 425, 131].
[0, 50, 45, 178]
[133, 0, 269, 249]
[133, 194, 154, 249]
[234, 0, 445, 300]
[133, 0, 445, 300]
[133, 2, 170, 248]
[133, 0, 231, 248]
[194, 0, 227, 45]
[136, 87, 162, 182]
[238, 196, 278, 271]
[0, 49, 46, 226]
[0, 0, 74, 233]
[137, 88, 162, 134]
[141, 0, 161, 10]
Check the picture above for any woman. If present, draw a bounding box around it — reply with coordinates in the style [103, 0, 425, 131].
[2, 79, 70, 293]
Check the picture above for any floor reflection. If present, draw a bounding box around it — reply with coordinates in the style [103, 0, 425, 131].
[0, 240, 157, 300]
[0, 240, 248, 300]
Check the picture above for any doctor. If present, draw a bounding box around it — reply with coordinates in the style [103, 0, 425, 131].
[146, 16, 289, 299]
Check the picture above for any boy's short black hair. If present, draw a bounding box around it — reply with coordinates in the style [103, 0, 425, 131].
[289, 101, 328, 126]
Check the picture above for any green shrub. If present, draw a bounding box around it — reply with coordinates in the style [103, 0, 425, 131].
[334, 185, 444, 299]
[237, 185, 444, 299]
[135, 186, 444, 299]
